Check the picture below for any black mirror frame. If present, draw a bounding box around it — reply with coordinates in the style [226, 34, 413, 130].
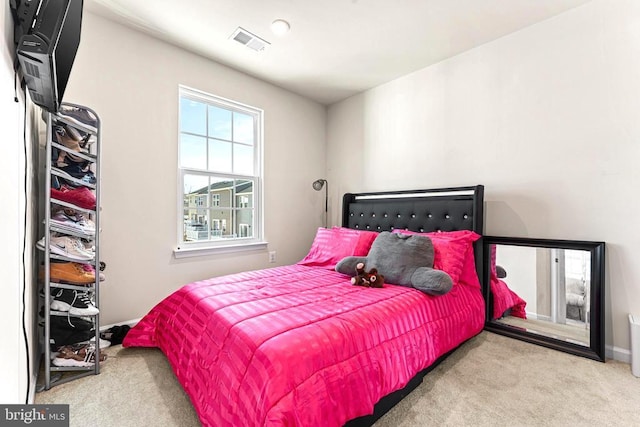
[482, 236, 606, 362]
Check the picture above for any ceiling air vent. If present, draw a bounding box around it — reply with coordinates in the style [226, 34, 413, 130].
[229, 27, 270, 52]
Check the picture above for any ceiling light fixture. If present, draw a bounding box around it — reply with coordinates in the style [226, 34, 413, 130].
[229, 27, 270, 52]
[271, 19, 290, 36]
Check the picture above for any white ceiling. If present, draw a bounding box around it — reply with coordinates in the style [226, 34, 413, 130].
[85, 0, 593, 105]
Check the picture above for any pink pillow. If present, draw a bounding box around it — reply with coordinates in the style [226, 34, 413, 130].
[298, 227, 378, 269]
[457, 243, 481, 289]
[392, 229, 481, 284]
[352, 229, 379, 256]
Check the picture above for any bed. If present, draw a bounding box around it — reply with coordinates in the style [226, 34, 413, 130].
[123, 185, 486, 426]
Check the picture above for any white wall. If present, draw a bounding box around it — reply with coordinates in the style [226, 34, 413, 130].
[496, 246, 538, 315]
[1, 2, 38, 403]
[327, 0, 640, 355]
[62, 13, 327, 325]
[0, 2, 23, 403]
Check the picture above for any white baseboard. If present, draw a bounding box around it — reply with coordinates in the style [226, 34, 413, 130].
[100, 318, 141, 332]
[607, 345, 631, 363]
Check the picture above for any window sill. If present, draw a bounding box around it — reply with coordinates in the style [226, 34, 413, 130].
[173, 241, 268, 259]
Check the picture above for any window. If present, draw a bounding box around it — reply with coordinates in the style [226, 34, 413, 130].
[177, 86, 263, 255]
[238, 195, 249, 208]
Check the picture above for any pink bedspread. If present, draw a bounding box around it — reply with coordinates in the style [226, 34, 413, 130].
[488, 245, 526, 320]
[490, 277, 527, 320]
[124, 264, 485, 426]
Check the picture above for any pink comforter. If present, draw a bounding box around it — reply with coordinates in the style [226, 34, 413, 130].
[491, 277, 527, 320]
[124, 264, 485, 426]
[488, 245, 526, 320]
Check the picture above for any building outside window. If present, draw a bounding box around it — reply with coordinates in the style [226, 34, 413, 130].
[178, 86, 263, 252]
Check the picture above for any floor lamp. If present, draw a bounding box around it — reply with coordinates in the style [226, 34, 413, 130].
[312, 179, 328, 228]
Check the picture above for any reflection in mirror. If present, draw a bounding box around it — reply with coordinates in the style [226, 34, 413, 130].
[491, 245, 591, 346]
[483, 237, 605, 362]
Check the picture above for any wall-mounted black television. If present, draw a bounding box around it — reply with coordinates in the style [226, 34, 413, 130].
[15, 0, 84, 113]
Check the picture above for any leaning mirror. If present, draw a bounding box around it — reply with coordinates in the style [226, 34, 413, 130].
[483, 236, 605, 362]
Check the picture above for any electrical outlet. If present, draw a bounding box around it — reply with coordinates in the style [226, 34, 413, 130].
[268, 251, 277, 263]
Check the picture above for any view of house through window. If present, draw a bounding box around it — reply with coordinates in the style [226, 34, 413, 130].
[179, 86, 262, 247]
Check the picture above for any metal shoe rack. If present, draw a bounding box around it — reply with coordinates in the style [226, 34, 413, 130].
[40, 102, 101, 390]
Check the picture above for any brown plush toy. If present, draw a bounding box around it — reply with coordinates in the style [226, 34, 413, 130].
[351, 262, 385, 288]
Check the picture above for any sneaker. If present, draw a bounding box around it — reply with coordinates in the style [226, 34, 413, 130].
[37, 236, 94, 261]
[82, 264, 105, 282]
[47, 316, 96, 350]
[51, 185, 96, 210]
[87, 337, 111, 349]
[50, 288, 99, 316]
[40, 262, 96, 285]
[59, 208, 96, 228]
[50, 210, 96, 235]
[81, 238, 95, 252]
[54, 125, 86, 165]
[49, 212, 96, 236]
[58, 106, 98, 134]
[52, 344, 106, 367]
[100, 325, 131, 345]
[53, 165, 96, 187]
[63, 123, 83, 141]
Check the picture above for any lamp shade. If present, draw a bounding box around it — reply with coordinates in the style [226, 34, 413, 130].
[312, 179, 326, 191]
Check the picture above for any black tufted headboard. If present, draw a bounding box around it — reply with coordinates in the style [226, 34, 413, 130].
[341, 185, 485, 285]
[342, 185, 484, 234]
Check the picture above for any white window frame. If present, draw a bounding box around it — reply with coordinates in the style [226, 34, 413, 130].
[175, 85, 265, 258]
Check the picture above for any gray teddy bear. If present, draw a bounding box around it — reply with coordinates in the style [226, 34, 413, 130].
[335, 231, 453, 296]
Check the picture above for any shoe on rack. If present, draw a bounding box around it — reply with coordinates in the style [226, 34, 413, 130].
[87, 337, 111, 349]
[53, 165, 96, 187]
[52, 344, 106, 367]
[50, 210, 96, 235]
[51, 174, 61, 190]
[47, 316, 96, 350]
[36, 235, 94, 261]
[54, 125, 86, 164]
[82, 264, 105, 282]
[50, 288, 99, 316]
[51, 185, 96, 210]
[60, 171, 96, 187]
[81, 239, 95, 253]
[48, 315, 94, 332]
[58, 106, 98, 134]
[40, 262, 96, 285]
[49, 212, 95, 236]
[49, 213, 96, 236]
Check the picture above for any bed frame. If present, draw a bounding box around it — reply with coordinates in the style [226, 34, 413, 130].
[341, 185, 485, 426]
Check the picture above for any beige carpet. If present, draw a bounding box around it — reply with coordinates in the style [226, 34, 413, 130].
[35, 332, 639, 427]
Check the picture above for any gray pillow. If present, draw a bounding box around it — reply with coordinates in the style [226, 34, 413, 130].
[335, 231, 453, 296]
